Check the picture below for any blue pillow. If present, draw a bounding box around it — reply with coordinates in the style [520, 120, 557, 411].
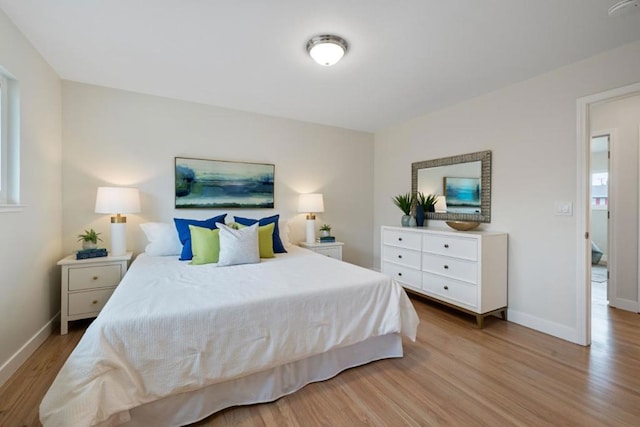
[234, 214, 287, 253]
[174, 214, 227, 260]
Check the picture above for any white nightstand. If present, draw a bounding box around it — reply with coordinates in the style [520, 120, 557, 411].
[299, 241, 344, 261]
[57, 252, 132, 334]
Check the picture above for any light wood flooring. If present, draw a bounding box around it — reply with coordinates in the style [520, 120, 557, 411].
[1, 293, 638, 426]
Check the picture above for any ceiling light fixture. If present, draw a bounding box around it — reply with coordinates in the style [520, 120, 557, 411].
[608, 0, 639, 17]
[306, 35, 348, 66]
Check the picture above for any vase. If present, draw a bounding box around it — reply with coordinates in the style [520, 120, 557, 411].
[320, 230, 330, 237]
[82, 241, 97, 250]
[408, 216, 417, 227]
[416, 205, 425, 227]
[401, 215, 411, 227]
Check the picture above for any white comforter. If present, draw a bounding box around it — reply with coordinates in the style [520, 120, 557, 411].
[40, 247, 419, 427]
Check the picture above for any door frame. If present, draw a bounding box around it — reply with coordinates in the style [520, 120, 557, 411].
[576, 82, 640, 346]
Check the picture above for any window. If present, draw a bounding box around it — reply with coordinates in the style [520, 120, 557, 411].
[591, 171, 608, 209]
[0, 68, 20, 210]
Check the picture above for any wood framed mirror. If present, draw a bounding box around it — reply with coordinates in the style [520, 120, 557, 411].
[411, 150, 492, 223]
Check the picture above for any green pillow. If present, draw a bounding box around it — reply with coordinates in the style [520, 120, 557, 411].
[236, 222, 275, 258]
[188, 225, 220, 265]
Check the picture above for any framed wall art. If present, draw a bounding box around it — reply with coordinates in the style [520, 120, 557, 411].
[175, 157, 275, 209]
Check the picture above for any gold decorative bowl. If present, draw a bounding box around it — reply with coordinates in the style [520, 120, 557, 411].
[446, 221, 480, 231]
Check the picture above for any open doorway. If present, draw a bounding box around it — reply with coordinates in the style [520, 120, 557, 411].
[590, 134, 609, 316]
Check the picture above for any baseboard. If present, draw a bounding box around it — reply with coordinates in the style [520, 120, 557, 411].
[609, 297, 639, 313]
[0, 312, 59, 387]
[507, 308, 582, 345]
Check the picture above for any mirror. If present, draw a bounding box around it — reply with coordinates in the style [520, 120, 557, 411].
[411, 150, 491, 223]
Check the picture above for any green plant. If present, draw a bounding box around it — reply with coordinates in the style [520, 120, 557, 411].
[319, 224, 332, 232]
[77, 229, 102, 244]
[417, 192, 438, 210]
[392, 193, 414, 215]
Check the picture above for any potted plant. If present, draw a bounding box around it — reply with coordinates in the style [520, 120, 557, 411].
[392, 193, 415, 227]
[319, 224, 332, 237]
[77, 229, 102, 250]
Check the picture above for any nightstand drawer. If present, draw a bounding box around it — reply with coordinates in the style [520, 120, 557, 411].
[422, 272, 477, 309]
[422, 253, 478, 284]
[422, 234, 478, 261]
[68, 264, 122, 291]
[68, 288, 115, 316]
[314, 246, 342, 259]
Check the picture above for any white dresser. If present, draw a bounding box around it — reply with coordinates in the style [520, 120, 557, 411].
[381, 226, 507, 327]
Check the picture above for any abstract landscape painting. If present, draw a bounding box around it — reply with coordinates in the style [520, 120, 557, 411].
[175, 157, 274, 208]
[444, 177, 481, 213]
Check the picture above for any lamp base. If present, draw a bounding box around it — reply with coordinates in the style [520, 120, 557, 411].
[305, 219, 316, 244]
[110, 222, 127, 256]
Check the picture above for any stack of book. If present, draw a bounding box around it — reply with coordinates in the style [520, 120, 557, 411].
[318, 236, 336, 243]
[76, 248, 108, 260]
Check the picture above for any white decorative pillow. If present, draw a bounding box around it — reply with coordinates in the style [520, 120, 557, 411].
[140, 222, 182, 256]
[279, 219, 292, 249]
[216, 222, 260, 266]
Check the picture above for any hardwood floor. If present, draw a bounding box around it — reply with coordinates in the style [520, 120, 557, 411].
[1, 296, 638, 426]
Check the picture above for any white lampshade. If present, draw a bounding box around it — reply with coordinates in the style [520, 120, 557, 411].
[435, 195, 447, 213]
[306, 35, 348, 67]
[95, 187, 140, 256]
[298, 193, 324, 214]
[95, 187, 141, 214]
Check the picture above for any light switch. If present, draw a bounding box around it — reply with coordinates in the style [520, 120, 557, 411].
[554, 201, 573, 216]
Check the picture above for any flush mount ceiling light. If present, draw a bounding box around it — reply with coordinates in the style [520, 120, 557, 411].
[608, 0, 639, 17]
[306, 35, 348, 66]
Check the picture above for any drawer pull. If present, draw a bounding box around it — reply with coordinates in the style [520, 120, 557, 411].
[92, 276, 98, 281]
[444, 285, 449, 290]
[398, 272, 402, 277]
[444, 244, 449, 248]
[92, 300, 98, 305]
[444, 265, 449, 269]
[398, 255, 403, 259]
[398, 237, 403, 241]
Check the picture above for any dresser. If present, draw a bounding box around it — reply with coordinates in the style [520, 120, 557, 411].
[57, 252, 132, 334]
[381, 226, 507, 327]
[299, 241, 343, 260]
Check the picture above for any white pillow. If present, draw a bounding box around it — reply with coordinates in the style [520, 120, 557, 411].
[140, 222, 182, 256]
[216, 222, 260, 266]
[279, 219, 292, 249]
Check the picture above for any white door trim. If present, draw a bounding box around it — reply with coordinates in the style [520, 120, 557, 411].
[576, 82, 640, 346]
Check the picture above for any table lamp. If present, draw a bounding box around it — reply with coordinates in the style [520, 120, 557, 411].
[298, 193, 324, 244]
[435, 195, 447, 213]
[95, 186, 141, 256]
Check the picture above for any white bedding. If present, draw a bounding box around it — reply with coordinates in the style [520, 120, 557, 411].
[40, 246, 419, 427]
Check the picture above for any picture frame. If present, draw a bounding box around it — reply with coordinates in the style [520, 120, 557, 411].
[443, 176, 481, 213]
[175, 157, 275, 209]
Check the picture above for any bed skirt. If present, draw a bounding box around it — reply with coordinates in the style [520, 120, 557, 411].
[103, 333, 402, 427]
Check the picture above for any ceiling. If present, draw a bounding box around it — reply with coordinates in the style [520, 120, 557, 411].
[2, 0, 640, 132]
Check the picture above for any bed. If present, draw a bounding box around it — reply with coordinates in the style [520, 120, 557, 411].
[40, 246, 419, 427]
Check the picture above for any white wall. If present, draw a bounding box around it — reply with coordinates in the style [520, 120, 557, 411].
[373, 40, 640, 343]
[0, 10, 62, 385]
[61, 82, 374, 266]
[591, 95, 640, 309]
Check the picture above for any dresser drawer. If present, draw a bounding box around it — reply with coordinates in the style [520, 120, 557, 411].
[383, 229, 421, 251]
[382, 262, 422, 288]
[422, 234, 478, 261]
[422, 253, 478, 284]
[68, 288, 115, 316]
[68, 264, 122, 291]
[382, 245, 421, 269]
[422, 272, 478, 310]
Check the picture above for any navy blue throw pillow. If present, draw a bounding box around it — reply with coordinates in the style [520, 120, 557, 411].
[174, 214, 227, 260]
[234, 214, 287, 253]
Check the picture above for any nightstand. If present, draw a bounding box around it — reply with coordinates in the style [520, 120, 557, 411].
[57, 252, 132, 334]
[299, 241, 344, 261]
